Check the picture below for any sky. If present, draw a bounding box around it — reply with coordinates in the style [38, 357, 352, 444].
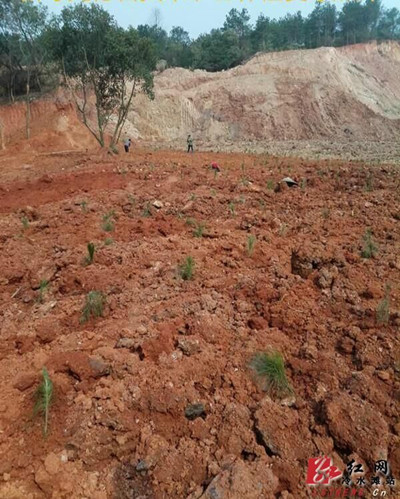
[39, 0, 400, 38]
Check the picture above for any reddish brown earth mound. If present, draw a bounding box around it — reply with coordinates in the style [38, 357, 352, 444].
[0, 148, 399, 498]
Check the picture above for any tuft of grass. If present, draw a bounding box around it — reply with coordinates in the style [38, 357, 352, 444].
[84, 242, 95, 265]
[266, 180, 275, 191]
[104, 237, 114, 246]
[361, 228, 378, 258]
[102, 211, 115, 232]
[80, 291, 105, 323]
[21, 216, 29, 229]
[142, 203, 152, 218]
[193, 222, 206, 238]
[178, 256, 195, 281]
[38, 280, 49, 303]
[250, 351, 293, 399]
[246, 234, 256, 256]
[80, 200, 88, 213]
[300, 178, 307, 190]
[190, 193, 196, 202]
[376, 284, 391, 325]
[34, 367, 53, 437]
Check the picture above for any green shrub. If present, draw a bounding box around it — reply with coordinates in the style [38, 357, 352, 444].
[266, 180, 275, 190]
[104, 238, 114, 246]
[34, 367, 53, 437]
[250, 351, 293, 398]
[80, 291, 105, 323]
[178, 256, 195, 281]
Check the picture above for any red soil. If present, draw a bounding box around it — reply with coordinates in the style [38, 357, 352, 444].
[0, 147, 399, 498]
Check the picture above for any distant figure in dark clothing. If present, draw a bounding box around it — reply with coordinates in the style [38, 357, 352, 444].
[187, 135, 194, 153]
[124, 138, 131, 153]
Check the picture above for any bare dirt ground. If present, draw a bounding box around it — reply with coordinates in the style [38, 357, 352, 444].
[0, 147, 399, 499]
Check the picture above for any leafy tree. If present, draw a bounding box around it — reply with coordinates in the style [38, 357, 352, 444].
[168, 27, 193, 68]
[305, 2, 338, 48]
[223, 9, 252, 60]
[378, 7, 400, 39]
[193, 29, 241, 71]
[251, 15, 273, 52]
[47, 4, 155, 149]
[0, 0, 50, 138]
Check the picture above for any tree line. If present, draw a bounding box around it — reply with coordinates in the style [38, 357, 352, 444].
[0, 0, 399, 147]
[142, 0, 400, 71]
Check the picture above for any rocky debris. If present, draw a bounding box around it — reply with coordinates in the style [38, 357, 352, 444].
[254, 399, 314, 461]
[281, 177, 298, 187]
[47, 352, 110, 381]
[153, 200, 163, 209]
[200, 460, 278, 499]
[115, 337, 136, 350]
[324, 393, 389, 464]
[185, 403, 206, 421]
[13, 372, 37, 391]
[177, 338, 201, 356]
[316, 266, 339, 289]
[290, 250, 314, 278]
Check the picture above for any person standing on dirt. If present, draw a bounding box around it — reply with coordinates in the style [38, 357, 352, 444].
[187, 134, 194, 153]
[124, 138, 131, 153]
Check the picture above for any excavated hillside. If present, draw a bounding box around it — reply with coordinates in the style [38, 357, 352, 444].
[129, 41, 400, 161]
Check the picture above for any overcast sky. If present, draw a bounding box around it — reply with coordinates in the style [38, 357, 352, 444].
[40, 0, 400, 38]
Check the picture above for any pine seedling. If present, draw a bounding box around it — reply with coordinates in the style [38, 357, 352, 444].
[178, 256, 195, 281]
[228, 201, 236, 216]
[34, 367, 53, 437]
[185, 217, 196, 227]
[266, 180, 275, 191]
[80, 291, 105, 323]
[142, 203, 152, 218]
[21, 216, 29, 229]
[250, 351, 293, 399]
[102, 211, 115, 232]
[38, 280, 49, 303]
[361, 228, 378, 258]
[365, 173, 374, 192]
[84, 242, 95, 265]
[246, 234, 256, 256]
[193, 222, 206, 238]
[322, 208, 330, 220]
[376, 284, 391, 325]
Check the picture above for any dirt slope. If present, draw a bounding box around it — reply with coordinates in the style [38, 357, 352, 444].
[129, 41, 400, 149]
[0, 147, 399, 498]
